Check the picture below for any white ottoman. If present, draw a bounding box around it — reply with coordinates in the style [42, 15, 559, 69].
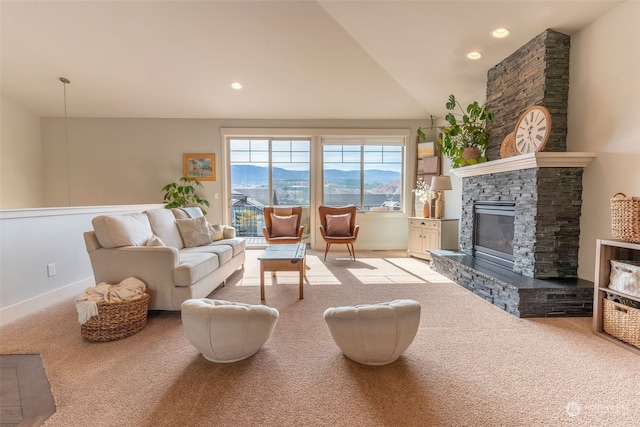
[323, 299, 421, 365]
[181, 299, 279, 363]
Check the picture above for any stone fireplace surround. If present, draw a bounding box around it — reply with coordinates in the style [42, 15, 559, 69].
[430, 153, 596, 318]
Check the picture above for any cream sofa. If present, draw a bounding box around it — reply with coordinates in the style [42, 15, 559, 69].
[83, 207, 245, 311]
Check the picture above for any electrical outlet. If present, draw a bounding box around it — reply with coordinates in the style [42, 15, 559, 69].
[214, 192, 219, 200]
[47, 263, 56, 277]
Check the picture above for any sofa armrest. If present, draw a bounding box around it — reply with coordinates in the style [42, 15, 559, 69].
[87, 246, 180, 281]
[86, 245, 182, 310]
[223, 226, 236, 239]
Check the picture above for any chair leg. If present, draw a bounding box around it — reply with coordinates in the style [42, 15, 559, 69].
[349, 243, 356, 261]
[324, 243, 331, 261]
[345, 243, 353, 260]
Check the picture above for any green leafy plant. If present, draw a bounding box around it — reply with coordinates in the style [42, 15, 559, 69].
[419, 94, 495, 168]
[161, 177, 210, 215]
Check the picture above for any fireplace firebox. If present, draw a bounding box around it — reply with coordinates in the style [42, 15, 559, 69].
[474, 201, 515, 269]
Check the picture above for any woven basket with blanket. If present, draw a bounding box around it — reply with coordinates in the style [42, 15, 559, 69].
[75, 277, 150, 342]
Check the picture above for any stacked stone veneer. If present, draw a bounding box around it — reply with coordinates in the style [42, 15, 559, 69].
[460, 168, 584, 279]
[429, 254, 593, 317]
[485, 29, 570, 161]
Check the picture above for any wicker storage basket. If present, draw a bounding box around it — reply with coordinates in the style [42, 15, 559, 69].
[611, 193, 640, 243]
[602, 298, 640, 348]
[80, 291, 150, 342]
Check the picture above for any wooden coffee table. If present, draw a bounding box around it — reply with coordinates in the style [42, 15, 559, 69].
[257, 243, 306, 300]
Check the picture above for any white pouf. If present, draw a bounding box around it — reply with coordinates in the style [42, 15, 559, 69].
[323, 299, 421, 365]
[181, 298, 279, 363]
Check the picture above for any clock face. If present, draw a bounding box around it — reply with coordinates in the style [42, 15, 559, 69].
[514, 106, 551, 154]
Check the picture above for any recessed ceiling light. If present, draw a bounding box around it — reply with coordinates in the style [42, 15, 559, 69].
[231, 82, 243, 90]
[492, 27, 511, 38]
[466, 51, 483, 60]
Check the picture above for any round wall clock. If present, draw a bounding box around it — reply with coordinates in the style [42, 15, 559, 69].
[513, 105, 552, 154]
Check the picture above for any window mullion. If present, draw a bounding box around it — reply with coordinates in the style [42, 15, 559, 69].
[268, 138, 273, 205]
[360, 145, 365, 211]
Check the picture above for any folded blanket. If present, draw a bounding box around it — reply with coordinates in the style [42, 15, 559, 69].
[75, 277, 146, 324]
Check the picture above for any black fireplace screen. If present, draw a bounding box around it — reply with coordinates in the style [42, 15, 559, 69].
[474, 201, 515, 268]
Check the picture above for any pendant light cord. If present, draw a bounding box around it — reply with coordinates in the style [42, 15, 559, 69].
[60, 77, 71, 206]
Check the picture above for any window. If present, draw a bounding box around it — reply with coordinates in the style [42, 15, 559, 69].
[229, 138, 310, 237]
[222, 128, 410, 237]
[322, 137, 404, 211]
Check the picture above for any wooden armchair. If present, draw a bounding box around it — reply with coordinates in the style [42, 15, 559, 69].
[262, 206, 304, 244]
[318, 205, 359, 261]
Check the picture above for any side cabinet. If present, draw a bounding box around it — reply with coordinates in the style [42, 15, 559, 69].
[593, 239, 640, 354]
[407, 218, 458, 260]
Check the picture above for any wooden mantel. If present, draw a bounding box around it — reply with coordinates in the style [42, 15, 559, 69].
[450, 152, 596, 178]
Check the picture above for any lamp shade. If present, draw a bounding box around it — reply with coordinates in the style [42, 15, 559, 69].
[430, 175, 452, 191]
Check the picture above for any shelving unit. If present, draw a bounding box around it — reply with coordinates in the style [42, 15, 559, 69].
[593, 239, 640, 355]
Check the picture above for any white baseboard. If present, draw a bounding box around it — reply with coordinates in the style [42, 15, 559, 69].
[0, 277, 94, 327]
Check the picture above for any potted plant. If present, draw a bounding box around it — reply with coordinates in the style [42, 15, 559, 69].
[161, 177, 210, 215]
[418, 94, 494, 168]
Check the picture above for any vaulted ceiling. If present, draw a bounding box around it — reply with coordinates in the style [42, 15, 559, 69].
[1, 1, 622, 120]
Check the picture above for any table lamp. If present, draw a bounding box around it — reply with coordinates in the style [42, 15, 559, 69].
[430, 175, 452, 219]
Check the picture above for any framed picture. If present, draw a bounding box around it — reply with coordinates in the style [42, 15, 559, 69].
[183, 153, 216, 181]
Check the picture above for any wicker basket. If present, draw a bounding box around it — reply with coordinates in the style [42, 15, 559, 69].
[602, 298, 640, 348]
[80, 291, 150, 342]
[611, 193, 640, 243]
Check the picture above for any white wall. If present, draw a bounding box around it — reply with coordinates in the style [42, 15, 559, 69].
[0, 204, 163, 326]
[568, 1, 640, 280]
[0, 97, 44, 208]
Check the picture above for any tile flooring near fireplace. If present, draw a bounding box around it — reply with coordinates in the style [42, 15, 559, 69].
[430, 250, 594, 318]
[0, 354, 56, 426]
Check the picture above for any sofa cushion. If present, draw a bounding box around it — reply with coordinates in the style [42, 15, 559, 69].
[92, 213, 153, 249]
[145, 209, 185, 249]
[173, 207, 204, 219]
[223, 226, 237, 239]
[176, 217, 213, 248]
[181, 243, 234, 265]
[146, 235, 165, 247]
[174, 253, 219, 287]
[210, 238, 245, 257]
[208, 223, 224, 241]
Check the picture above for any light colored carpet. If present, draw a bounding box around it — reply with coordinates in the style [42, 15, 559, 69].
[1, 249, 638, 426]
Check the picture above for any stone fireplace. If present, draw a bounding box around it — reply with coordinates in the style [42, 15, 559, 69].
[461, 165, 584, 279]
[430, 153, 596, 317]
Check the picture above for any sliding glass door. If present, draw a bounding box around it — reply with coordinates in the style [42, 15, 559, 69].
[228, 138, 310, 241]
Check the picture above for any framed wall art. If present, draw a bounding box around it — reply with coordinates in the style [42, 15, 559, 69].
[183, 153, 216, 181]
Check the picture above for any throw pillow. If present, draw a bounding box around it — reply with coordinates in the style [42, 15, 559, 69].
[92, 212, 153, 248]
[175, 216, 212, 248]
[326, 213, 351, 237]
[208, 223, 225, 241]
[145, 235, 165, 247]
[270, 213, 298, 238]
